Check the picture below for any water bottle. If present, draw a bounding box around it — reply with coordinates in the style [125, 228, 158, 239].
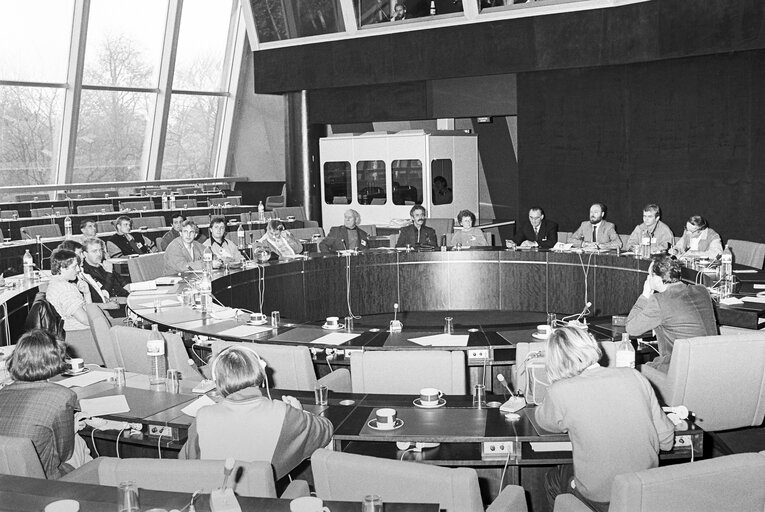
[615, 333, 636, 368]
[237, 225, 245, 249]
[203, 245, 213, 274]
[430, 0, 436, 15]
[23, 250, 34, 279]
[721, 244, 734, 297]
[257, 201, 265, 222]
[64, 216, 72, 238]
[146, 324, 166, 385]
[199, 271, 212, 313]
[169, 195, 176, 209]
[640, 231, 651, 258]
[161, 193, 168, 210]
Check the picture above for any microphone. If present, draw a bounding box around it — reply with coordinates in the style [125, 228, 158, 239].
[576, 301, 592, 323]
[221, 457, 235, 489]
[497, 374, 513, 395]
[390, 303, 403, 332]
[188, 358, 208, 379]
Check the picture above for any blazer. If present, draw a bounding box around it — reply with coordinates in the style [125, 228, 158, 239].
[163, 237, 206, 275]
[513, 219, 558, 249]
[395, 224, 438, 248]
[107, 232, 153, 257]
[570, 220, 621, 249]
[320, 226, 369, 252]
[82, 261, 128, 302]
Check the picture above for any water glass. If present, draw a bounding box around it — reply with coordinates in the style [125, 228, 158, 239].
[314, 384, 329, 406]
[166, 369, 181, 394]
[118, 481, 140, 512]
[547, 313, 557, 327]
[444, 316, 454, 334]
[345, 316, 354, 331]
[271, 310, 280, 327]
[362, 494, 383, 512]
[473, 384, 486, 409]
[113, 367, 126, 388]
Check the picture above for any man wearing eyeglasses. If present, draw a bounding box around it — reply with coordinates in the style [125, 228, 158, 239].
[508, 207, 558, 249]
[671, 215, 723, 260]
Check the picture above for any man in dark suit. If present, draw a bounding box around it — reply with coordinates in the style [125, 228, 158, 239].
[510, 207, 558, 249]
[396, 205, 438, 249]
[320, 209, 369, 252]
[106, 216, 156, 257]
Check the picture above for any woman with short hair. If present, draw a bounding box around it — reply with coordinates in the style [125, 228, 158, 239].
[450, 209, 488, 247]
[535, 327, 675, 511]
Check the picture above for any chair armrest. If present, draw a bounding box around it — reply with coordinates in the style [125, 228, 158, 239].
[199, 364, 212, 380]
[487, 484, 528, 512]
[279, 479, 310, 499]
[59, 457, 105, 484]
[318, 368, 351, 393]
[719, 325, 759, 336]
[552, 494, 592, 512]
[639, 364, 668, 401]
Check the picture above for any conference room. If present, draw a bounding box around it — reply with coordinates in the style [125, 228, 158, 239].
[2, 0, 765, 511]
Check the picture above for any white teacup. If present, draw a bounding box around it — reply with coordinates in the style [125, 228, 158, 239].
[250, 313, 267, 323]
[290, 496, 329, 512]
[325, 316, 339, 327]
[419, 387, 443, 405]
[375, 407, 397, 428]
[68, 358, 84, 373]
[536, 324, 552, 337]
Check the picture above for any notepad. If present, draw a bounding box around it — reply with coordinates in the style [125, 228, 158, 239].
[181, 395, 216, 417]
[719, 297, 745, 306]
[408, 334, 470, 347]
[742, 296, 765, 304]
[129, 280, 157, 292]
[155, 276, 182, 285]
[311, 332, 360, 346]
[216, 324, 272, 337]
[79, 395, 130, 417]
[56, 371, 112, 388]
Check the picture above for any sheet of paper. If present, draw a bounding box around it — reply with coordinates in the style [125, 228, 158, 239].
[128, 280, 157, 292]
[129, 288, 174, 297]
[733, 270, 758, 274]
[181, 395, 216, 417]
[719, 297, 745, 306]
[754, 284, 765, 289]
[56, 370, 112, 388]
[79, 395, 130, 416]
[742, 296, 765, 304]
[407, 334, 470, 347]
[134, 298, 181, 309]
[216, 324, 273, 337]
[310, 332, 360, 346]
[155, 276, 182, 285]
[530, 442, 572, 452]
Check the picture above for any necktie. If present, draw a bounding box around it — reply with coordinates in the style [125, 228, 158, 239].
[592, 226, 597, 243]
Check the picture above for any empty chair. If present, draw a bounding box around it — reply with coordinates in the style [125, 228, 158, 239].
[350, 350, 466, 395]
[0, 210, 19, 219]
[95, 220, 116, 234]
[187, 214, 210, 227]
[426, 218, 455, 244]
[94, 190, 119, 199]
[264, 195, 285, 210]
[358, 224, 377, 236]
[16, 193, 49, 202]
[176, 187, 201, 195]
[119, 200, 153, 211]
[208, 196, 241, 206]
[131, 216, 166, 229]
[30, 206, 70, 217]
[640, 333, 765, 432]
[557, 231, 572, 243]
[77, 204, 114, 214]
[291, 227, 325, 240]
[211, 340, 351, 392]
[110, 326, 201, 382]
[175, 198, 198, 209]
[273, 206, 307, 221]
[126, 253, 166, 282]
[0, 435, 45, 478]
[312, 448, 528, 512]
[85, 304, 119, 368]
[370, 198, 385, 205]
[20, 224, 62, 239]
[61, 457, 307, 498]
[332, 196, 349, 204]
[727, 239, 765, 269]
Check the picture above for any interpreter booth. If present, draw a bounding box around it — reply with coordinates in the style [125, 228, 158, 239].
[319, 130, 479, 231]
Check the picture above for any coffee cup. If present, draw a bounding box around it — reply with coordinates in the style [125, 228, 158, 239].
[419, 387, 443, 405]
[290, 496, 329, 512]
[375, 408, 397, 428]
[536, 324, 552, 337]
[250, 312, 267, 323]
[325, 316, 339, 328]
[68, 358, 84, 373]
[286, 215, 296, 222]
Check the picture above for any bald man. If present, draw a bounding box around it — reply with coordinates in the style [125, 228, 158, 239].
[320, 209, 369, 252]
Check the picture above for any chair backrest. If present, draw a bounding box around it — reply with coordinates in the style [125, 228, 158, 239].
[208, 196, 241, 206]
[188, 215, 211, 227]
[176, 198, 198, 209]
[727, 239, 765, 269]
[358, 224, 377, 236]
[96, 220, 116, 234]
[332, 196, 349, 205]
[557, 231, 571, 243]
[312, 448, 484, 512]
[350, 350, 466, 394]
[65, 457, 278, 497]
[131, 216, 166, 229]
[176, 187, 201, 195]
[211, 341, 320, 391]
[264, 195, 285, 210]
[661, 334, 765, 431]
[119, 200, 153, 211]
[606, 451, 765, 512]
[619, 233, 631, 250]
[21, 224, 63, 239]
[16, 193, 49, 202]
[126, 253, 167, 282]
[291, 227, 325, 240]
[30, 206, 70, 217]
[85, 304, 119, 367]
[0, 435, 46, 478]
[426, 218, 455, 243]
[0, 210, 19, 219]
[110, 326, 199, 381]
[273, 206, 307, 221]
[93, 190, 119, 199]
[77, 204, 114, 214]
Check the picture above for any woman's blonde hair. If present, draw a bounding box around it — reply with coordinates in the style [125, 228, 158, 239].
[545, 326, 601, 383]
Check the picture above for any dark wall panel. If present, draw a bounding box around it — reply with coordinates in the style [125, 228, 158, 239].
[517, 50, 765, 242]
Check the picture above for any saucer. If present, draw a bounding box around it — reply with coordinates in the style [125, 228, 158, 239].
[322, 323, 344, 330]
[413, 398, 446, 408]
[247, 319, 268, 326]
[531, 332, 550, 340]
[63, 367, 90, 377]
[368, 418, 404, 431]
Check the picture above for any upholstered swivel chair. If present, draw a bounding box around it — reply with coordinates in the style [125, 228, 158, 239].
[426, 217, 455, 244]
[640, 333, 765, 432]
[85, 304, 119, 368]
[95, 220, 116, 234]
[20, 224, 62, 239]
[131, 216, 166, 229]
[0, 210, 19, 219]
[350, 350, 466, 395]
[264, 195, 285, 210]
[208, 196, 241, 206]
[16, 193, 49, 202]
[312, 448, 528, 512]
[62, 457, 308, 498]
[0, 435, 46, 478]
[126, 253, 166, 282]
[110, 326, 202, 382]
[554, 450, 765, 512]
[77, 204, 114, 214]
[119, 200, 153, 211]
[727, 239, 765, 269]
[273, 206, 319, 228]
[175, 198, 198, 209]
[211, 341, 351, 392]
[30, 206, 70, 217]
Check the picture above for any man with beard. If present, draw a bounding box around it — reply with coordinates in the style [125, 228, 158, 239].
[570, 203, 621, 250]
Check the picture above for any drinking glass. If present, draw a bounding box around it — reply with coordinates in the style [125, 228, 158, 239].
[362, 494, 383, 512]
[118, 481, 140, 512]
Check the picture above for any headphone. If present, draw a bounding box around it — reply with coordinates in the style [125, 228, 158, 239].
[211, 344, 270, 399]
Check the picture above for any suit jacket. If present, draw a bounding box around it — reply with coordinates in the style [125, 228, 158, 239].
[163, 237, 205, 275]
[626, 283, 717, 373]
[513, 219, 558, 249]
[570, 220, 622, 249]
[395, 224, 437, 248]
[107, 232, 153, 257]
[320, 226, 369, 252]
[82, 260, 128, 301]
[0, 381, 77, 479]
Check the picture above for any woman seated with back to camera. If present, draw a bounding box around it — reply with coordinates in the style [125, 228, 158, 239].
[0, 329, 91, 478]
[256, 219, 303, 259]
[535, 327, 675, 511]
[450, 209, 488, 247]
[180, 345, 332, 479]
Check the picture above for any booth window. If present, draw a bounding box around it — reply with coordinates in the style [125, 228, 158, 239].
[357, 160, 387, 204]
[431, 159, 453, 205]
[324, 161, 351, 204]
[392, 159, 422, 205]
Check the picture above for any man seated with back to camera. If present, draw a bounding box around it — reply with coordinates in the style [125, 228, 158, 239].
[569, 203, 621, 250]
[671, 215, 723, 260]
[320, 209, 369, 252]
[396, 205, 438, 249]
[625, 254, 717, 373]
[180, 345, 333, 480]
[508, 207, 558, 249]
[106, 215, 156, 258]
[80, 237, 128, 318]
